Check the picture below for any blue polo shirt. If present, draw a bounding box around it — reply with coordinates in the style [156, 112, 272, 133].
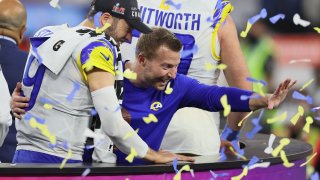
[115, 74, 253, 164]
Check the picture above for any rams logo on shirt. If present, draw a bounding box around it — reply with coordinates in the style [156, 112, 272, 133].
[150, 101, 162, 111]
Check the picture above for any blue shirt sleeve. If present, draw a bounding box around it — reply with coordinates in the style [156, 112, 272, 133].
[178, 75, 254, 112]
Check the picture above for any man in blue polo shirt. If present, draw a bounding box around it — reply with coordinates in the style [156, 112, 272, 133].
[11, 27, 295, 164]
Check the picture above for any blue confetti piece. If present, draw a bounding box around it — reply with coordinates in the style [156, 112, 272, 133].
[165, 0, 182, 10]
[311, 106, 320, 112]
[311, 172, 319, 180]
[269, 13, 285, 24]
[246, 77, 267, 86]
[231, 140, 244, 158]
[181, 45, 198, 58]
[39, 97, 60, 105]
[93, 12, 102, 28]
[240, 94, 261, 101]
[220, 147, 227, 161]
[173, 158, 178, 173]
[24, 113, 32, 121]
[242, 156, 260, 168]
[292, 91, 313, 104]
[315, 117, 320, 121]
[66, 82, 81, 102]
[220, 127, 232, 141]
[90, 109, 98, 116]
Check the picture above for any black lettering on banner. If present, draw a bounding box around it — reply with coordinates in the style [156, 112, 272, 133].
[53, 40, 65, 51]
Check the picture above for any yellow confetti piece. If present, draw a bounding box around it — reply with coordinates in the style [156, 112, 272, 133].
[280, 150, 294, 168]
[123, 128, 139, 140]
[303, 116, 313, 133]
[237, 111, 253, 127]
[266, 112, 287, 124]
[125, 147, 138, 163]
[173, 165, 191, 180]
[290, 106, 304, 125]
[231, 166, 248, 180]
[204, 62, 227, 71]
[29, 118, 56, 145]
[272, 138, 290, 157]
[59, 149, 73, 169]
[300, 152, 317, 167]
[256, 83, 265, 97]
[240, 22, 253, 38]
[159, 0, 170, 10]
[229, 147, 247, 160]
[116, 69, 138, 80]
[300, 78, 314, 91]
[165, 82, 173, 94]
[143, 114, 158, 124]
[220, 95, 231, 117]
[314, 27, 320, 33]
[95, 23, 111, 34]
[43, 103, 53, 109]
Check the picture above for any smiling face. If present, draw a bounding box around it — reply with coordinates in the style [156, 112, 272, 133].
[142, 45, 180, 90]
[135, 27, 183, 90]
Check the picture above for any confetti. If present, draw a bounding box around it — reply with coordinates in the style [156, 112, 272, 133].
[143, 114, 158, 124]
[165, 0, 182, 10]
[290, 106, 304, 125]
[59, 149, 73, 169]
[93, 12, 103, 28]
[311, 106, 320, 112]
[266, 112, 287, 124]
[240, 8, 267, 38]
[29, 118, 56, 145]
[264, 134, 276, 154]
[272, 138, 290, 157]
[314, 27, 320, 33]
[280, 150, 294, 168]
[244, 156, 260, 169]
[238, 111, 253, 127]
[66, 82, 81, 102]
[159, 0, 170, 10]
[289, 59, 311, 64]
[189, 169, 195, 178]
[83, 128, 105, 139]
[220, 95, 231, 117]
[81, 168, 91, 177]
[248, 162, 271, 170]
[181, 45, 199, 59]
[246, 109, 264, 139]
[240, 94, 261, 101]
[205, 62, 227, 71]
[125, 147, 138, 163]
[311, 172, 319, 180]
[230, 141, 246, 160]
[165, 82, 173, 95]
[246, 77, 267, 86]
[90, 108, 98, 116]
[49, 0, 61, 9]
[269, 13, 285, 24]
[293, 13, 310, 27]
[303, 116, 313, 133]
[96, 23, 111, 34]
[292, 91, 313, 104]
[173, 158, 178, 173]
[173, 165, 190, 180]
[123, 128, 139, 140]
[43, 103, 53, 109]
[300, 152, 317, 167]
[300, 78, 314, 91]
[210, 170, 229, 179]
[116, 69, 137, 80]
[256, 83, 265, 97]
[231, 166, 248, 180]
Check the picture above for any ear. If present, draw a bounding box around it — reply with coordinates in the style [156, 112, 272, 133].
[18, 24, 26, 44]
[137, 53, 147, 67]
[100, 12, 113, 27]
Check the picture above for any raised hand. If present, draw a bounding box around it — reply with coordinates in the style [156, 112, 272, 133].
[267, 79, 296, 109]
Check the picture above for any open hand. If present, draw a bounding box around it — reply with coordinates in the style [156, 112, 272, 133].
[267, 79, 296, 110]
